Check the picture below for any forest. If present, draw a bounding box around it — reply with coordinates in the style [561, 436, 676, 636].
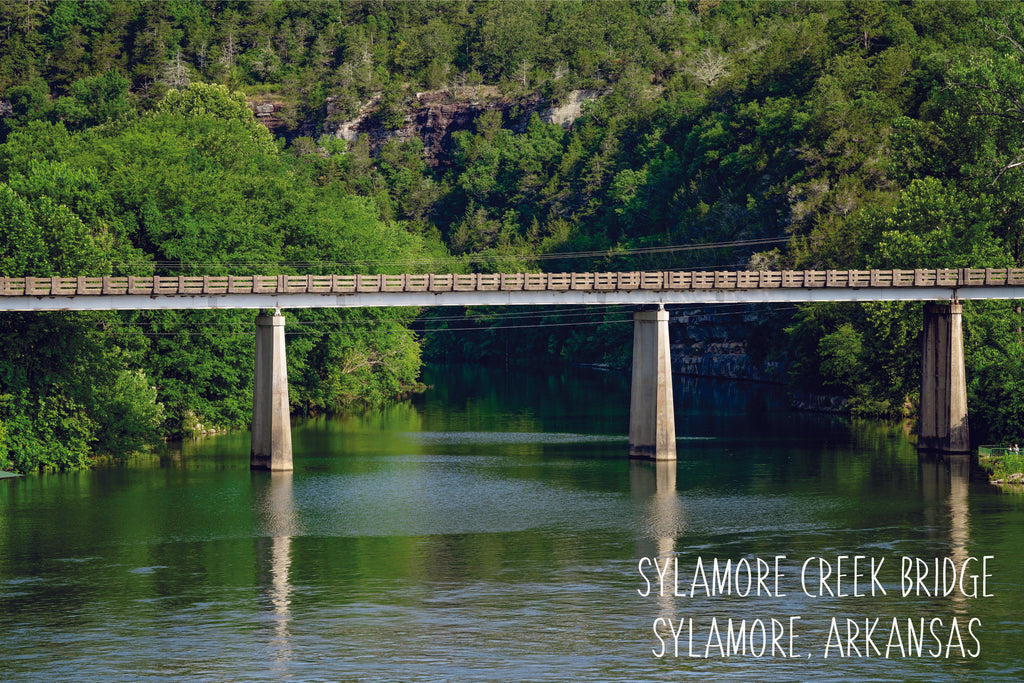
[2, 0, 1024, 471]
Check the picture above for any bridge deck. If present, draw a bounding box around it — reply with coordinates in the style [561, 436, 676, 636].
[1, 268, 1022, 311]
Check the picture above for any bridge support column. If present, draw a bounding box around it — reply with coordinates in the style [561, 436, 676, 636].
[251, 311, 293, 471]
[629, 306, 676, 460]
[919, 302, 969, 453]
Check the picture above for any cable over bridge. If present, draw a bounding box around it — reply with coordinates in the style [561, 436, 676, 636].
[1, 268, 1023, 311]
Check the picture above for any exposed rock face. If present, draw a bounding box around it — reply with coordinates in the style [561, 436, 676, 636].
[249, 100, 290, 137]
[666, 309, 856, 413]
[789, 392, 848, 413]
[671, 340, 782, 382]
[540, 89, 601, 127]
[262, 87, 603, 166]
[321, 89, 544, 167]
[322, 93, 382, 142]
[669, 309, 784, 384]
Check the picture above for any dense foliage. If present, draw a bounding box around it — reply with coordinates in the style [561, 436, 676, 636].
[5, 1, 1024, 468]
[0, 81, 436, 471]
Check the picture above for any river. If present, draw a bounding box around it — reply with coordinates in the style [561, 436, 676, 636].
[1, 365, 1023, 681]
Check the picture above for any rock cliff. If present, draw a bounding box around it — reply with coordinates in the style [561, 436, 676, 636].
[668, 308, 784, 384]
[248, 88, 601, 166]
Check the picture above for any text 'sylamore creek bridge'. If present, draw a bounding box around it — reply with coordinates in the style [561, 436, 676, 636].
[4, 267, 1019, 470]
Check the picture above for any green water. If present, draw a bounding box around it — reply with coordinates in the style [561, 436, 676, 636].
[1, 365, 1023, 681]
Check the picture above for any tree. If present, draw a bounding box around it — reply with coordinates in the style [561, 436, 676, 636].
[687, 48, 729, 87]
[1, 77, 51, 137]
[53, 70, 135, 130]
[157, 81, 276, 153]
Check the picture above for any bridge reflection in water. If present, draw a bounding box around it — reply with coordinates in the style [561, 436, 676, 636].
[255, 472, 296, 668]
[919, 454, 972, 612]
[628, 450, 980, 657]
[631, 461, 685, 626]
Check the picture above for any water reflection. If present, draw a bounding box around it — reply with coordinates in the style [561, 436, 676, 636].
[4, 364, 1024, 681]
[254, 472, 296, 667]
[919, 454, 971, 610]
[631, 461, 685, 619]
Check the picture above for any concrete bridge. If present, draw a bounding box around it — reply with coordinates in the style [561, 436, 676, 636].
[2, 267, 1013, 469]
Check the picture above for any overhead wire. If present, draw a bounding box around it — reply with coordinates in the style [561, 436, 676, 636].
[85, 235, 798, 337]
[91, 299, 770, 328]
[108, 236, 791, 271]
[94, 303, 799, 336]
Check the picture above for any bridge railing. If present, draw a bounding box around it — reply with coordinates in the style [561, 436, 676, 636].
[2, 268, 1024, 297]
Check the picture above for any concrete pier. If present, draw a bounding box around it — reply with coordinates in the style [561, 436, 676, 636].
[251, 312, 293, 470]
[629, 306, 676, 460]
[919, 302, 969, 453]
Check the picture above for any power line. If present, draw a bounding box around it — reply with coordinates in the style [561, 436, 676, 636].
[93, 304, 632, 327]
[108, 237, 790, 270]
[95, 303, 797, 336]
[95, 301, 777, 327]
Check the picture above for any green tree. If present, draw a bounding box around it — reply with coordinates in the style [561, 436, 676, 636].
[817, 323, 863, 393]
[53, 70, 135, 130]
[157, 81, 276, 153]
[1, 77, 51, 137]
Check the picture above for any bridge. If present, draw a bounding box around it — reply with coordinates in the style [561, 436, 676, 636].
[2, 267, 1011, 469]
[2, 268, 1024, 310]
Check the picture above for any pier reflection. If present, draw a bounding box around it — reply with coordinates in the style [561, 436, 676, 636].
[919, 454, 971, 610]
[254, 471, 297, 667]
[631, 461, 686, 619]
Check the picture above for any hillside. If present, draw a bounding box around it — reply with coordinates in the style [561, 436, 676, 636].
[4, 1, 1024, 470]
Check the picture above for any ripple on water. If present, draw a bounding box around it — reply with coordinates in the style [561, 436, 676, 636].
[395, 431, 715, 445]
[398, 431, 628, 444]
[293, 469, 629, 537]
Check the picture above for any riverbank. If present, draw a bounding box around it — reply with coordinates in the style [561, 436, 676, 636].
[977, 446, 1024, 488]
